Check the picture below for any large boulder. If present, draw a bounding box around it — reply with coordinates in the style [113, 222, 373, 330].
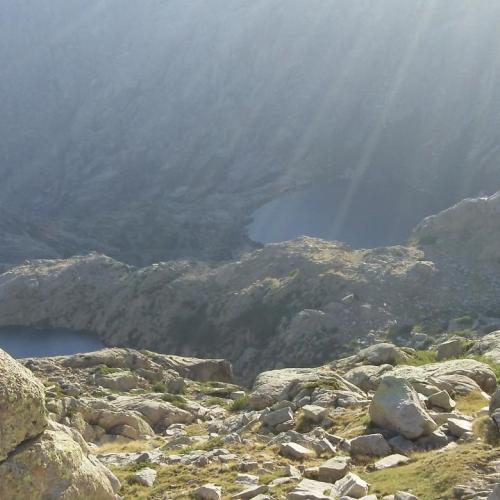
[390, 358, 497, 395]
[0, 422, 120, 499]
[356, 343, 409, 366]
[113, 395, 194, 430]
[369, 376, 437, 440]
[343, 365, 393, 392]
[469, 331, 500, 365]
[0, 348, 47, 460]
[249, 367, 364, 410]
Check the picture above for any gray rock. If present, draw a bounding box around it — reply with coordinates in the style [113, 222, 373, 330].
[302, 405, 329, 423]
[447, 418, 473, 438]
[280, 442, 315, 460]
[388, 435, 416, 455]
[349, 434, 391, 457]
[394, 492, 418, 500]
[232, 485, 268, 499]
[318, 457, 351, 483]
[427, 390, 456, 411]
[437, 338, 467, 361]
[335, 473, 370, 498]
[195, 485, 223, 500]
[372, 454, 410, 470]
[286, 479, 335, 500]
[131, 467, 157, 487]
[369, 376, 437, 439]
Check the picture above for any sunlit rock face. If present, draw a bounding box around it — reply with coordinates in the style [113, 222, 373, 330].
[2, 0, 500, 266]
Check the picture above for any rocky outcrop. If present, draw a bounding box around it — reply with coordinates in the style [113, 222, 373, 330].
[413, 192, 500, 265]
[248, 366, 365, 410]
[369, 376, 437, 440]
[0, 348, 119, 499]
[0, 348, 47, 461]
[0, 422, 120, 500]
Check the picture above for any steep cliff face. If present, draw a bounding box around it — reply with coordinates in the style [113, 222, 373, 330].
[2, 0, 500, 267]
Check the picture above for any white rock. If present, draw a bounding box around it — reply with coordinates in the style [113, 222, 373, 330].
[372, 454, 410, 470]
[280, 442, 315, 460]
[335, 473, 369, 498]
[132, 467, 157, 487]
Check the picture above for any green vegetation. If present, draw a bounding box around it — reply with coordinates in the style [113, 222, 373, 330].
[111, 462, 241, 500]
[229, 395, 250, 412]
[151, 382, 167, 393]
[304, 377, 342, 391]
[161, 393, 189, 410]
[96, 366, 122, 376]
[362, 443, 499, 499]
[473, 415, 500, 446]
[401, 350, 438, 366]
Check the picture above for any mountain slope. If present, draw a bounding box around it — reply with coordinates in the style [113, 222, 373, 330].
[2, 1, 500, 266]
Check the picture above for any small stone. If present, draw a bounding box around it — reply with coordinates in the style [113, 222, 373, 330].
[372, 454, 410, 470]
[302, 405, 329, 423]
[131, 467, 157, 487]
[388, 435, 416, 456]
[286, 479, 335, 500]
[447, 418, 473, 438]
[349, 434, 391, 457]
[236, 474, 259, 486]
[428, 391, 456, 411]
[232, 485, 268, 499]
[280, 443, 314, 460]
[318, 456, 351, 483]
[335, 473, 369, 498]
[262, 407, 294, 428]
[194, 484, 222, 500]
[394, 492, 418, 500]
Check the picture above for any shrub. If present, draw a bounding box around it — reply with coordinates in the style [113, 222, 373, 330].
[229, 395, 250, 412]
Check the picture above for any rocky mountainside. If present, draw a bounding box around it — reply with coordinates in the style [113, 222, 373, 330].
[3, 1, 500, 267]
[6, 341, 500, 499]
[2, 192, 500, 382]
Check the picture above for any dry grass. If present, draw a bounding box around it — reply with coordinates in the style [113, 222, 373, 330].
[455, 391, 489, 416]
[360, 443, 499, 500]
[95, 438, 165, 455]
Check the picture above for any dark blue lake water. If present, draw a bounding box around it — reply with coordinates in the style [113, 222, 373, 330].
[249, 180, 445, 248]
[0, 326, 104, 358]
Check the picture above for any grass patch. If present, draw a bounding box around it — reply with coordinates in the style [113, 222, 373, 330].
[96, 366, 122, 376]
[151, 382, 167, 393]
[330, 408, 371, 439]
[304, 377, 342, 391]
[455, 391, 489, 416]
[111, 462, 241, 500]
[161, 393, 189, 410]
[400, 350, 438, 366]
[95, 438, 164, 455]
[473, 416, 500, 446]
[229, 395, 250, 412]
[361, 443, 499, 499]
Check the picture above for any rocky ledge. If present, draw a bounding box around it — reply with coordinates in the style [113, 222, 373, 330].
[3, 191, 500, 383]
[1, 341, 499, 499]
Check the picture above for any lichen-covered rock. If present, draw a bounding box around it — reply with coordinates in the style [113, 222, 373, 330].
[369, 376, 437, 440]
[0, 422, 120, 499]
[0, 348, 47, 461]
